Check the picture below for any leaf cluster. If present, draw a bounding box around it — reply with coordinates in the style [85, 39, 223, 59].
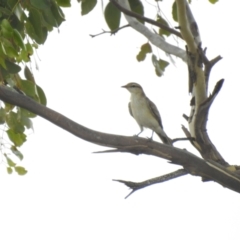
[0, 0, 67, 174]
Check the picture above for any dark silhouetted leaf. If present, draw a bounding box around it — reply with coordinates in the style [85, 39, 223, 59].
[104, 2, 121, 31]
[81, 0, 97, 15]
[129, 0, 144, 24]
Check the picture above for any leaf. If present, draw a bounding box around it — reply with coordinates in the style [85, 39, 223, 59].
[7, 167, 13, 174]
[56, 0, 71, 7]
[209, 0, 218, 3]
[151, 54, 169, 77]
[51, 1, 65, 26]
[172, 1, 178, 22]
[19, 79, 37, 98]
[7, 158, 16, 167]
[30, 0, 49, 10]
[81, 0, 97, 15]
[36, 85, 47, 106]
[7, 129, 27, 147]
[0, 107, 6, 124]
[19, 108, 36, 118]
[6, 157, 16, 167]
[136, 42, 152, 62]
[12, 29, 26, 50]
[0, 7, 12, 17]
[1, 19, 13, 36]
[14, 166, 27, 175]
[5, 60, 21, 74]
[20, 116, 33, 130]
[42, 8, 58, 27]
[6, 111, 25, 133]
[104, 2, 121, 31]
[7, 0, 18, 9]
[11, 145, 24, 160]
[24, 66, 35, 83]
[28, 8, 48, 44]
[129, 0, 144, 24]
[157, 15, 171, 37]
[5, 103, 15, 113]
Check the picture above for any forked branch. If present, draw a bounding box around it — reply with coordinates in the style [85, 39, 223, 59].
[0, 86, 239, 193]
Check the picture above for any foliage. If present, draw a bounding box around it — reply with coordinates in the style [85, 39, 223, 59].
[0, 0, 67, 174]
[0, 0, 220, 176]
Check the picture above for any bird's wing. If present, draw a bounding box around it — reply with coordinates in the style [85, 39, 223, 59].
[146, 97, 163, 129]
[128, 102, 133, 117]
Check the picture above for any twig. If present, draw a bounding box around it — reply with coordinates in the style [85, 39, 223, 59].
[113, 169, 188, 198]
[172, 137, 194, 143]
[89, 24, 130, 38]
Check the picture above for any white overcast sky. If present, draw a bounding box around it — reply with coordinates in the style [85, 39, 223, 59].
[1, 1, 240, 240]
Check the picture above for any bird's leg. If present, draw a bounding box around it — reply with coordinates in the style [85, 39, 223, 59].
[146, 131, 154, 141]
[135, 129, 143, 137]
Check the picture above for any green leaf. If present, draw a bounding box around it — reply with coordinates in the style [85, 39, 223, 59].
[5, 103, 15, 113]
[42, 8, 58, 27]
[14, 166, 27, 175]
[129, 0, 144, 24]
[151, 54, 169, 77]
[136, 42, 152, 62]
[19, 79, 37, 98]
[172, 1, 178, 22]
[7, 0, 18, 9]
[24, 66, 35, 83]
[104, 2, 121, 31]
[157, 15, 171, 37]
[7, 167, 13, 174]
[209, 0, 218, 3]
[6, 111, 25, 133]
[28, 8, 48, 44]
[19, 108, 36, 118]
[11, 145, 24, 160]
[7, 129, 27, 146]
[5, 60, 21, 74]
[30, 0, 49, 10]
[6, 158, 16, 167]
[0, 7, 12, 17]
[56, 0, 71, 7]
[12, 29, 26, 50]
[3, 45, 18, 58]
[1, 19, 14, 36]
[81, 0, 97, 15]
[20, 115, 33, 130]
[51, 1, 65, 26]
[0, 107, 6, 124]
[36, 85, 47, 106]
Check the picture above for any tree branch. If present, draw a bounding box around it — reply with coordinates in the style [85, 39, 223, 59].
[113, 169, 188, 198]
[113, 0, 187, 61]
[111, 0, 182, 38]
[89, 24, 130, 38]
[0, 86, 240, 193]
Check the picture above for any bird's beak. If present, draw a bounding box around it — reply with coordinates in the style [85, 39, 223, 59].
[121, 85, 127, 88]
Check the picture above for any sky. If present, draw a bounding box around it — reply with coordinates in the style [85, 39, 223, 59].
[1, 1, 240, 240]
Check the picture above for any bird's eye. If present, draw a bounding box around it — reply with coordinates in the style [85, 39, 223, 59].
[131, 85, 136, 88]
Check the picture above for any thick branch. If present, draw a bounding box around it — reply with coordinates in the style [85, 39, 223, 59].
[0, 86, 240, 193]
[111, 0, 182, 38]
[115, 0, 187, 61]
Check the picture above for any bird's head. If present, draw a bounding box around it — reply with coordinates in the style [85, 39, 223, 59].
[121, 82, 144, 94]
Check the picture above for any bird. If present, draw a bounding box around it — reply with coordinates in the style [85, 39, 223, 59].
[122, 82, 172, 145]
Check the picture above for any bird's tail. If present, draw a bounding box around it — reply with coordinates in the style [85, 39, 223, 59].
[156, 130, 172, 146]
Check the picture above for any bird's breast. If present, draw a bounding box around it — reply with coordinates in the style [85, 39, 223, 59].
[131, 95, 158, 129]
